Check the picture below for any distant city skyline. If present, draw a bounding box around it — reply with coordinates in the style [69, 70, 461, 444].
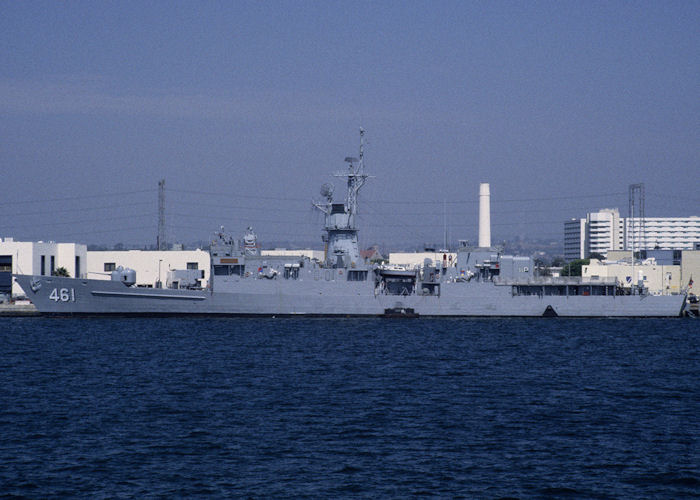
[2, 1, 698, 248]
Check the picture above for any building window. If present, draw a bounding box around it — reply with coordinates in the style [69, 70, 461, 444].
[50, 256, 55, 274]
[187, 262, 198, 270]
[41, 255, 46, 276]
[104, 263, 116, 272]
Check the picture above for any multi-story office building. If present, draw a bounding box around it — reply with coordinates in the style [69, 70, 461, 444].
[625, 217, 700, 252]
[586, 208, 624, 257]
[564, 218, 586, 261]
[564, 211, 700, 261]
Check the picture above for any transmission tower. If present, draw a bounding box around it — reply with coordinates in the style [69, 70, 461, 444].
[628, 183, 645, 255]
[157, 179, 166, 250]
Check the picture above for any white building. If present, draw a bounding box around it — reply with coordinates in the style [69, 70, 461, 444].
[587, 208, 624, 257]
[582, 259, 681, 295]
[566, 208, 625, 260]
[87, 250, 210, 288]
[625, 217, 700, 251]
[0, 237, 87, 297]
[565, 210, 700, 260]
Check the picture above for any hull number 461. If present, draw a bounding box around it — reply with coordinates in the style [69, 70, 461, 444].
[49, 288, 75, 302]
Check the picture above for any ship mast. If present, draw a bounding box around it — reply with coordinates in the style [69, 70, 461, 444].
[339, 127, 368, 229]
[312, 129, 372, 268]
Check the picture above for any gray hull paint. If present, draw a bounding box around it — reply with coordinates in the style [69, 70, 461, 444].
[11, 133, 688, 319]
[14, 274, 686, 317]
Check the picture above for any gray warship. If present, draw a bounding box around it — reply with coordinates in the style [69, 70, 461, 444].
[14, 131, 686, 317]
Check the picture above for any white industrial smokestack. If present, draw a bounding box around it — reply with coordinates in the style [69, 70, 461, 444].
[479, 183, 491, 248]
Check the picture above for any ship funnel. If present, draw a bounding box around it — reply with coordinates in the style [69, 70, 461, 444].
[479, 183, 491, 248]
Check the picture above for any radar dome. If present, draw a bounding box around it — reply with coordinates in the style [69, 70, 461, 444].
[320, 183, 334, 200]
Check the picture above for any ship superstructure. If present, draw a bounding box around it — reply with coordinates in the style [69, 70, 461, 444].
[313, 127, 370, 270]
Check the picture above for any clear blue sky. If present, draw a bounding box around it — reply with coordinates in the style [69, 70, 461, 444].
[1, 1, 698, 249]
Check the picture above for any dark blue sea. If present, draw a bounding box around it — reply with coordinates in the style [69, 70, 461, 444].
[1, 318, 698, 498]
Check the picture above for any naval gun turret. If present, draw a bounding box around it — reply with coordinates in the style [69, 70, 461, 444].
[110, 266, 136, 287]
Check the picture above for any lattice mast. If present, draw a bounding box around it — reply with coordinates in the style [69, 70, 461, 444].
[341, 128, 369, 228]
[628, 183, 645, 255]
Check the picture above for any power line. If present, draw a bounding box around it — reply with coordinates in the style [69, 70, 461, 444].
[59, 225, 155, 237]
[492, 192, 627, 203]
[166, 188, 629, 206]
[1, 213, 152, 230]
[353, 204, 631, 217]
[165, 223, 320, 240]
[0, 201, 153, 218]
[0, 189, 155, 207]
[0, 199, 634, 222]
[168, 188, 309, 202]
[168, 199, 313, 213]
[647, 193, 700, 203]
[168, 212, 319, 225]
[11, 225, 156, 239]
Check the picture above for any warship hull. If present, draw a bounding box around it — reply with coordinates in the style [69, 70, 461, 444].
[12, 131, 688, 318]
[13, 274, 686, 317]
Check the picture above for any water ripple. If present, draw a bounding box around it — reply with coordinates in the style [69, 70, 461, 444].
[1, 317, 698, 497]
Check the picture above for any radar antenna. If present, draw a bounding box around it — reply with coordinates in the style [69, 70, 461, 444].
[313, 128, 372, 219]
[320, 183, 335, 202]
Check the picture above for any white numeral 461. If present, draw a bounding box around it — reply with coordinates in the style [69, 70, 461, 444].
[49, 288, 75, 302]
